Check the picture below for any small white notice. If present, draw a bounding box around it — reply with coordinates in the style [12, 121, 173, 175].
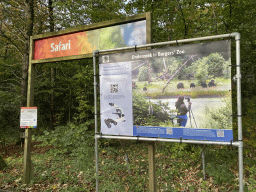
[20, 107, 37, 128]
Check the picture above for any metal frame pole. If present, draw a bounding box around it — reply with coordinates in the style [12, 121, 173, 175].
[96, 34, 234, 54]
[234, 33, 243, 192]
[96, 135, 241, 147]
[202, 146, 206, 180]
[93, 51, 99, 192]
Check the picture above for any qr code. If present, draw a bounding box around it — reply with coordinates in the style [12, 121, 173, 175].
[166, 128, 173, 135]
[110, 84, 118, 93]
[102, 55, 109, 63]
[217, 130, 224, 137]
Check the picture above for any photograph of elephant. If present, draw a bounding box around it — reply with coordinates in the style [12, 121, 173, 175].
[131, 40, 232, 129]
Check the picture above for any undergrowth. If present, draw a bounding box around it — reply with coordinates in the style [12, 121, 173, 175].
[1, 122, 256, 191]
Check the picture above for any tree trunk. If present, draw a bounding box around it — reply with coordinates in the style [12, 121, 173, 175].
[0, 154, 7, 170]
[49, 0, 55, 129]
[21, 0, 34, 107]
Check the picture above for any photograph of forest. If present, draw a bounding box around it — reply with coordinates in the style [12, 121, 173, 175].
[131, 41, 232, 130]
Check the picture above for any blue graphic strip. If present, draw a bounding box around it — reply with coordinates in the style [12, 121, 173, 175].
[133, 126, 233, 142]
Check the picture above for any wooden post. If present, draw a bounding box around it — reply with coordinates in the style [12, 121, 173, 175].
[23, 129, 33, 184]
[23, 36, 35, 184]
[146, 12, 152, 48]
[146, 11, 156, 192]
[148, 142, 156, 192]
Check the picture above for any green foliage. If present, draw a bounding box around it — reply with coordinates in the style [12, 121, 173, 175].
[0, 91, 20, 145]
[133, 93, 171, 126]
[194, 58, 209, 84]
[99, 26, 126, 50]
[34, 60, 95, 128]
[205, 96, 232, 129]
[30, 121, 96, 190]
[247, 165, 256, 191]
[205, 147, 236, 185]
[37, 120, 94, 156]
[72, 62, 95, 123]
[0, 2, 256, 191]
[0, 155, 7, 170]
[138, 57, 186, 82]
[223, 59, 231, 79]
[138, 66, 149, 82]
[191, 53, 230, 84]
[53, 0, 125, 28]
[242, 96, 256, 149]
[134, 79, 230, 99]
[167, 57, 182, 75]
[205, 53, 227, 78]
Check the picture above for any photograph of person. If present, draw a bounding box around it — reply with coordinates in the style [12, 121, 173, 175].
[175, 96, 191, 127]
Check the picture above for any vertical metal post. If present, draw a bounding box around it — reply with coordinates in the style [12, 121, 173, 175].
[93, 51, 99, 192]
[202, 146, 206, 180]
[234, 33, 243, 192]
[238, 142, 243, 192]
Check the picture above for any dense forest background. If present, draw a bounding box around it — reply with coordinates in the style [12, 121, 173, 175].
[1, 0, 256, 191]
[1, 0, 255, 147]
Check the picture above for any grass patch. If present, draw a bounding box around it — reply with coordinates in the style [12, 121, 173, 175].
[140, 89, 229, 99]
[1, 126, 256, 191]
[134, 78, 231, 98]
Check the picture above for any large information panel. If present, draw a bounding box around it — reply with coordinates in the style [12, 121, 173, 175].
[99, 40, 233, 141]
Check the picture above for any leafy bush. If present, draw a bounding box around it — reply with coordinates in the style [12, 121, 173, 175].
[205, 147, 236, 185]
[194, 59, 209, 84]
[138, 66, 149, 82]
[0, 155, 7, 170]
[242, 96, 256, 149]
[0, 91, 20, 145]
[167, 57, 185, 80]
[205, 96, 232, 129]
[36, 120, 95, 170]
[190, 53, 231, 84]
[205, 53, 226, 78]
[133, 93, 172, 126]
[248, 165, 256, 190]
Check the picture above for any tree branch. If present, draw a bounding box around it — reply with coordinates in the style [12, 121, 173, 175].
[0, 3, 27, 38]
[0, 30, 23, 54]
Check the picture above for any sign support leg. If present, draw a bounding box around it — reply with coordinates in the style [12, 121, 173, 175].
[95, 136, 99, 192]
[93, 51, 99, 192]
[234, 33, 243, 192]
[23, 129, 33, 184]
[202, 146, 206, 180]
[23, 36, 35, 184]
[148, 141, 156, 192]
[238, 142, 243, 192]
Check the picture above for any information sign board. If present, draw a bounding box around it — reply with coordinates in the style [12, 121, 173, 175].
[20, 107, 37, 128]
[99, 40, 232, 141]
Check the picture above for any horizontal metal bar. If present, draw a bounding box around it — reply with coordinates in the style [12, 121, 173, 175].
[96, 33, 237, 54]
[95, 135, 240, 147]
